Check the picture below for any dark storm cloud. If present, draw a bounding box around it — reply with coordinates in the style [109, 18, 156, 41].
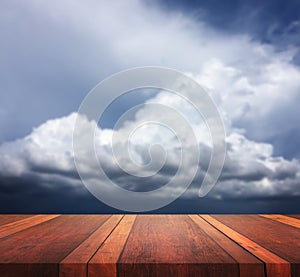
[155, 0, 300, 44]
[1, 0, 300, 212]
[0, 112, 299, 206]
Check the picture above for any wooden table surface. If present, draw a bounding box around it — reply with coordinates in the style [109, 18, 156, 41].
[0, 214, 299, 277]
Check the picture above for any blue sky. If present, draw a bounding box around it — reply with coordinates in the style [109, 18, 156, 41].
[0, 0, 300, 213]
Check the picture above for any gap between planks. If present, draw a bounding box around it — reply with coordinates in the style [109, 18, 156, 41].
[59, 215, 124, 277]
[259, 214, 300, 229]
[0, 214, 60, 239]
[200, 215, 291, 277]
[189, 215, 264, 277]
[88, 215, 136, 277]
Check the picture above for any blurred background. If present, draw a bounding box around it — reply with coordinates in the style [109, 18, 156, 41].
[0, 0, 300, 213]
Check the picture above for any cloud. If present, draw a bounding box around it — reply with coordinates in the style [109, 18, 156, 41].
[0, 100, 299, 201]
[1, 0, 300, 207]
[1, 0, 299, 144]
[212, 133, 300, 200]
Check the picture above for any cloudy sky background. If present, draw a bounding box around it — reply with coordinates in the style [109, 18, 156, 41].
[1, 0, 300, 213]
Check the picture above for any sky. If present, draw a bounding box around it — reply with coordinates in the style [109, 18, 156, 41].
[0, 0, 300, 213]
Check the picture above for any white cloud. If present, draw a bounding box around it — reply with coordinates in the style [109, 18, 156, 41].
[0, 106, 299, 200]
[1, 0, 300, 202]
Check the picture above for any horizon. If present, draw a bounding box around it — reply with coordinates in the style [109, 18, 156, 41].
[1, 0, 300, 213]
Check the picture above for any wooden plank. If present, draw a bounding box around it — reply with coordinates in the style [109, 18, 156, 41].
[0, 215, 34, 226]
[201, 215, 290, 277]
[189, 215, 264, 277]
[287, 215, 300, 220]
[0, 214, 59, 238]
[88, 215, 136, 277]
[118, 215, 239, 277]
[260, 214, 300, 229]
[60, 215, 123, 277]
[210, 215, 300, 277]
[0, 215, 111, 277]
[0, 214, 299, 276]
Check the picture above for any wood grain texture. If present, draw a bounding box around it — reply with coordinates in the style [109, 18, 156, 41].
[0, 214, 299, 277]
[60, 215, 123, 277]
[0, 215, 34, 226]
[201, 215, 290, 277]
[259, 214, 300, 229]
[189, 215, 264, 277]
[288, 215, 300, 220]
[89, 215, 136, 277]
[0, 214, 59, 239]
[214, 214, 300, 277]
[118, 215, 238, 277]
[0, 215, 110, 277]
